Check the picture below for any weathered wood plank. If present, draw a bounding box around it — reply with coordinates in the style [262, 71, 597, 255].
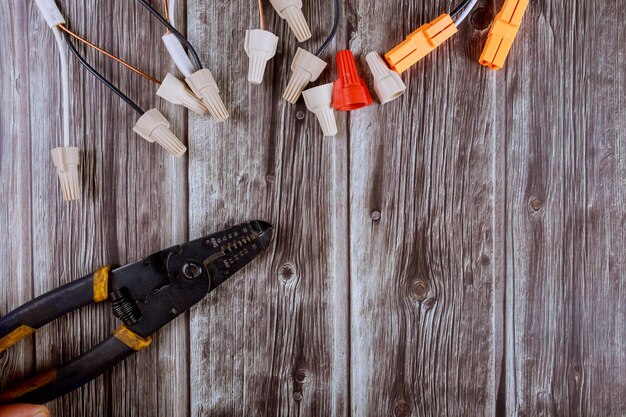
[0, 0, 36, 396]
[187, 0, 349, 414]
[3, 0, 626, 415]
[346, 0, 498, 415]
[13, 1, 189, 416]
[502, 0, 626, 416]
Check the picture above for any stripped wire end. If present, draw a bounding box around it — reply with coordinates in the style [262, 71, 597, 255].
[257, 0, 266, 30]
[51, 147, 80, 201]
[185, 69, 229, 121]
[269, 0, 311, 42]
[133, 109, 187, 157]
[57, 24, 161, 85]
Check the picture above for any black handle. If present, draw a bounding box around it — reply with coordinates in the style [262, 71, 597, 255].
[0, 266, 111, 353]
[0, 331, 141, 404]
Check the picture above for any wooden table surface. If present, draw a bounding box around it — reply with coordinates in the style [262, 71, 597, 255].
[1, 0, 624, 416]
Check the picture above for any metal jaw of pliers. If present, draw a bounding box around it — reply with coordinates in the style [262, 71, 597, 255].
[0, 220, 273, 405]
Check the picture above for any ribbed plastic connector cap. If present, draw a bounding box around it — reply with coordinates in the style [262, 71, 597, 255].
[302, 83, 338, 137]
[269, 0, 311, 42]
[157, 73, 208, 115]
[283, 48, 327, 104]
[185, 69, 229, 121]
[333, 50, 373, 111]
[51, 147, 80, 201]
[244, 29, 279, 84]
[365, 52, 406, 104]
[133, 109, 187, 157]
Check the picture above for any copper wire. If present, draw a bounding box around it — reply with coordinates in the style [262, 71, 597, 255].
[163, 0, 170, 21]
[58, 24, 161, 85]
[258, 0, 265, 30]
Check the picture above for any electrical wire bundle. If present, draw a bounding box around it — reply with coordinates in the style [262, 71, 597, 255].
[32, 0, 231, 201]
[155, 0, 229, 120]
[33, 0, 527, 200]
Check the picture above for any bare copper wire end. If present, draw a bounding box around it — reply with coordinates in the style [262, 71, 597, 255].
[258, 0, 265, 30]
[163, 0, 170, 21]
[58, 24, 161, 85]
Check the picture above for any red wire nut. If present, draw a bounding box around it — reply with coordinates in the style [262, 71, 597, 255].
[332, 50, 373, 111]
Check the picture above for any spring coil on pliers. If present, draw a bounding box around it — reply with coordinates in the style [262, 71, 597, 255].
[110, 288, 142, 326]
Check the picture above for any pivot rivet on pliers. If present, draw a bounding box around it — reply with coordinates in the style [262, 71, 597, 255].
[182, 262, 202, 280]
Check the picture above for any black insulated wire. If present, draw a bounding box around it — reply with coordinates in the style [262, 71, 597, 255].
[136, 0, 203, 71]
[451, 0, 472, 19]
[315, 0, 340, 57]
[64, 33, 145, 115]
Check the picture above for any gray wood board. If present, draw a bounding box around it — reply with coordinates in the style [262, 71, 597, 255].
[0, 0, 624, 416]
[500, 1, 626, 416]
[186, 0, 349, 414]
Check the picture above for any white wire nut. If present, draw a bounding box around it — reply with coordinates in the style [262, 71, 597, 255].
[244, 29, 279, 85]
[162, 33, 195, 78]
[157, 73, 208, 115]
[365, 52, 406, 104]
[283, 48, 327, 104]
[133, 109, 187, 157]
[185, 69, 229, 121]
[50, 147, 80, 201]
[302, 83, 337, 137]
[269, 0, 311, 42]
[34, 0, 65, 27]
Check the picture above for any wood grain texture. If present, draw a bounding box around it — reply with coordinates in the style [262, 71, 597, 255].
[501, 0, 626, 416]
[0, 0, 35, 396]
[346, 0, 498, 416]
[1, 0, 625, 415]
[186, 0, 350, 415]
[2, 1, 188, 416]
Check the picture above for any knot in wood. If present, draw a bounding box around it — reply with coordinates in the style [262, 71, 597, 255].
[529, 197, 544, 213]
[408, 279, 430, 303]
[536, 391, 556, 417]
[370, 210, 381, 221]
[279, 263, 298, 284]
[571, 363, 582, 386]
[292, 368, 307, 384]
[471, 5, 494, 31]
[393, 401, 412, 417]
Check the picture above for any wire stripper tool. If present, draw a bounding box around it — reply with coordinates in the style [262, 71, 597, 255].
[0, 220, 273, 405]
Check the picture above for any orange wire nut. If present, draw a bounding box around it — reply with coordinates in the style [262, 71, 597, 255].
[384, 14, 458, 74]
[332, 50, 372, 111]
[479, 0, 529, 70]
